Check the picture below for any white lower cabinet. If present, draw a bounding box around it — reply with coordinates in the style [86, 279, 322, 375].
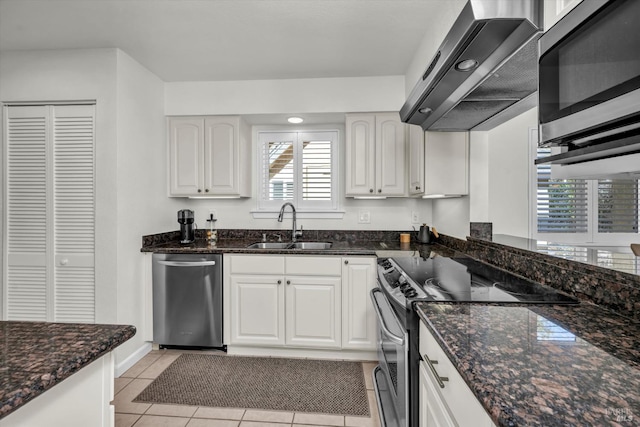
[224, 254, 376, 352]
[230, 274, 285, 346]
[286, 275, 341, 348]
[419, 322, 495, 427]
[342, 257, 376, 350]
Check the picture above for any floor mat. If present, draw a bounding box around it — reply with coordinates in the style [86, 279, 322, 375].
[133, 353, 370, 416]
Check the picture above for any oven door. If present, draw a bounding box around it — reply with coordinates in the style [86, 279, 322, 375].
[370, 288, 408, 427]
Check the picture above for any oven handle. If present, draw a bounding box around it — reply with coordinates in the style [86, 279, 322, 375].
[370, 288, 405, 346]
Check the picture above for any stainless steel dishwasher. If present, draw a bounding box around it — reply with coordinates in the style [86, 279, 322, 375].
[152, 253, 223, 348]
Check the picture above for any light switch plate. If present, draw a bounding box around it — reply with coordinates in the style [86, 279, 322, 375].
[358, 210, 371, 224]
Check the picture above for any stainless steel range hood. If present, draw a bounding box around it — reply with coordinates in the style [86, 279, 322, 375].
[400, 0, 543, 131]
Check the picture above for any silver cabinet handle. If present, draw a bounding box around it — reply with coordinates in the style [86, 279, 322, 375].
[157, 260, 216, 267]
[370, 288, 405, 345]
[423, 354, 448, 388]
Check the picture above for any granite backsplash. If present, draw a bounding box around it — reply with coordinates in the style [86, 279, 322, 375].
[438, 233, 640, 321]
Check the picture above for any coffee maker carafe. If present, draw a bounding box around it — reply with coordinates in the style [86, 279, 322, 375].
[177, 209, 195, 244]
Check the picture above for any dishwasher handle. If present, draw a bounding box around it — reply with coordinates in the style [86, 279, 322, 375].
[157, 260, 217, 267]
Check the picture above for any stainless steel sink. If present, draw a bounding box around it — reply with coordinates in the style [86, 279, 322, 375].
[246, 241, 333, 250]
[288, 242, 333, 250]
[246, 242, 291, 249]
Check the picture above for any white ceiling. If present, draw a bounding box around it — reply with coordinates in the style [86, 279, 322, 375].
[0, 0, 452, 82]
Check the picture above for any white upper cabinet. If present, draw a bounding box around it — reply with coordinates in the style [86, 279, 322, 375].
[423, 131, 469, 198]
[408, 124, 426, 196]
[345, 113, 406, 197]
[168, 116, 251, 197]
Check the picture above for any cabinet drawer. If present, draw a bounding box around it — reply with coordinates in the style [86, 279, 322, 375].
[419, 322, 493, 427]
[228, 255, 284, 275]
[285, 256, 341, 276]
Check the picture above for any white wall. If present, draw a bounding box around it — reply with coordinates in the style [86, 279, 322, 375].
[162, 76, 426, 233]
[0, 48, 176, 368]
[114, 50, 168, 364]
[166, 76, 406, 116]
[0, 48, 120, 325]
[487, 108, 537, 237]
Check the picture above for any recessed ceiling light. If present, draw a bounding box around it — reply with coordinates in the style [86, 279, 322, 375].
[455, 59, 479, 72]
[287, 117, 304, 124]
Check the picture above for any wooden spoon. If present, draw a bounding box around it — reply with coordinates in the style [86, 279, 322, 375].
[631, 244, 640, 256]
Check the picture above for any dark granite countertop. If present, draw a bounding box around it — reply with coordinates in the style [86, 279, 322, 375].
[415, 302, 640, 426]
[141, 229, 456, 257]
[0, 321, 136, 419]
[476, 234, 639, 276]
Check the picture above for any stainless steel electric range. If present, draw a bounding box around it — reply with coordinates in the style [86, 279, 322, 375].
[371, 253, 579, 427]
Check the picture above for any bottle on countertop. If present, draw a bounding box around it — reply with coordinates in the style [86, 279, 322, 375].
[206, 213, 217, 244]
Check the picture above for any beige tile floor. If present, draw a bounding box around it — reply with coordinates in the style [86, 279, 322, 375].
[114, 349, 381, 427]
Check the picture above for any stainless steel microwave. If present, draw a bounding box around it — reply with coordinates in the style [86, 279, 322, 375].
[537, 0, 640, 165]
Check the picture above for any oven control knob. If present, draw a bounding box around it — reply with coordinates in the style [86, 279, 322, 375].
[405, 289, 418, 298]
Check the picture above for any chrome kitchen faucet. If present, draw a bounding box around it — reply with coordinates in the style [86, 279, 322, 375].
[277, 202, 303, 242]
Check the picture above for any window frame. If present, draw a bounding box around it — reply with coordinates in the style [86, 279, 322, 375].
[530, 127, 640, 245]
[252, 127, 343, 219]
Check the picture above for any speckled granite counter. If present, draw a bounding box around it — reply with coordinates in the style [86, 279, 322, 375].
[415, 302, 640, 426]
[141, 229, 456, 257]
[0, 321, 136, 419]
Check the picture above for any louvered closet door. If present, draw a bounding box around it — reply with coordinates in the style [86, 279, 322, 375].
[4, 105, 95, 322]
[52, 105, 95, 322]
[5, 106, 50, 320]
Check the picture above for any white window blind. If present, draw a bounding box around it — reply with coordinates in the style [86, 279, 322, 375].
[536, 148, 588, 233]
[597, 179, 639, 233]
[535, 144, 640, 243]
[258, 130, 338, 212]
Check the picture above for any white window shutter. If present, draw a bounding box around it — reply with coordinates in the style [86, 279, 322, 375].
[53, 105, 96, 323]
[5, 106, 50, 321]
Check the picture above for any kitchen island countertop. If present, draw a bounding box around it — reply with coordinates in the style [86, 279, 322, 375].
[0, 321, 136, 419]
[415, 301, 640, 426]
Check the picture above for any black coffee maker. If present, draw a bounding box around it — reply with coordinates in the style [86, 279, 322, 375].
[177, 209, 195, 244]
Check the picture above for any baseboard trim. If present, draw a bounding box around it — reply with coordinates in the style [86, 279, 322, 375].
[115, 342, 152, 377]
[226, 345, 377, 361]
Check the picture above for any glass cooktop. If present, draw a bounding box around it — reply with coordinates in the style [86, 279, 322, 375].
[379, 256, 579, 305]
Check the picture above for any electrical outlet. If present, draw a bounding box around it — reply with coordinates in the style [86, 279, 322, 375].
[358, 210, 371, 224]
[411, 211, 420, 224]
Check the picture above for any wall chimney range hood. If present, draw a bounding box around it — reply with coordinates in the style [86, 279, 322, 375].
[400, 0, 543, 131]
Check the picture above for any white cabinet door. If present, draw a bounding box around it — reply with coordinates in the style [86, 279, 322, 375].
[424, 131, 469, 197]
[169, 116, 250, 197]
[376, 113, 406, 196]
[408, 124, 425, 196]
[204, 116, 239, 195]
[419, 361, 457, 427]
[341, 257, 377, 350]
[229, 274, 285, 346]
[420, 322, 495, 427]
[345, 114, 376, 196]
[345, 113, 407, 197]
[168, 117, 203, 196]
[4, 105, 96, 323]
[285, 275, 341, 348]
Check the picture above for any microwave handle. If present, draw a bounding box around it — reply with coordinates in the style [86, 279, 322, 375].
[370, 288, 405, 346]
